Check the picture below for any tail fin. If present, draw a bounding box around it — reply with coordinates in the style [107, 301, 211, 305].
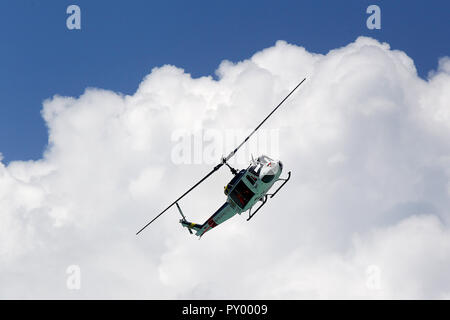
[176, 202, 202, 235]
[179, 219, 203, 233]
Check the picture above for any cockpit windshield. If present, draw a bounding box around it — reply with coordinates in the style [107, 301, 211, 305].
[257, 155, 273, 164]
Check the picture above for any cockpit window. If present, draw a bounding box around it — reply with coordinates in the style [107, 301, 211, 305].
[246, 175, 256, 185]
[248, 165, 261, 177]
[261, 174, 275, 183]
[229, 180, 255, 209]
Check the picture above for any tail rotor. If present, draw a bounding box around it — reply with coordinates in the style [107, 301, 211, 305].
[176, 202, 193, 234]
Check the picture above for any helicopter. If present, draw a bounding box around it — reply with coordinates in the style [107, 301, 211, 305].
[136, 78, 306, 238]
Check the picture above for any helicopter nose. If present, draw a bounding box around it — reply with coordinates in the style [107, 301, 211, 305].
[268, 161, 282, 175]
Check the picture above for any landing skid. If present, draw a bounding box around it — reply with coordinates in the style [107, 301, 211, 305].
[247, 195, 267, 221]
[247, 171, 291, 221]
[267, 171, 291, 199]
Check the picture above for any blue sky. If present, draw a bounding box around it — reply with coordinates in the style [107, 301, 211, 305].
[1, 0, 449, 163]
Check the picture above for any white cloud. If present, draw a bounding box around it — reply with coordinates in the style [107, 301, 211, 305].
[1, 37, 449, 299]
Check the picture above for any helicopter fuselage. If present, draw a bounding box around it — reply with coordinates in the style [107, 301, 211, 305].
[225, 155, 283, 213]
[182, 155, 286, 237]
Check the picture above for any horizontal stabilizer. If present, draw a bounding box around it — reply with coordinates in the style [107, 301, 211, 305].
[180, 220, 203, 232]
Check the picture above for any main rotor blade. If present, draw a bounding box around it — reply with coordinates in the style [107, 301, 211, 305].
[136, 162, 224, 235]
[223, 78, 306, 162]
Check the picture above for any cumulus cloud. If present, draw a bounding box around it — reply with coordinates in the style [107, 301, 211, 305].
[1, 37, 449, 299]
